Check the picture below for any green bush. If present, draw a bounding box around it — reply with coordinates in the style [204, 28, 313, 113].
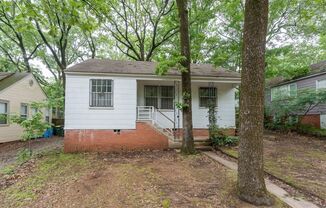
[211, 135, 239, 147]
[296, 124, 326, 139]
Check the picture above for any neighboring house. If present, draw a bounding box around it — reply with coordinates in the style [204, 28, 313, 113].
[64, 59, 241, 152]
[266, 60, 326, 128]
[0, 72, 50, 143]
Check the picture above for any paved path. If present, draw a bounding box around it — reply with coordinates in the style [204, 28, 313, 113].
[203, 151, 319, 208]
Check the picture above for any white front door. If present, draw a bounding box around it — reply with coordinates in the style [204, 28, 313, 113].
[320, 114, 326, 129]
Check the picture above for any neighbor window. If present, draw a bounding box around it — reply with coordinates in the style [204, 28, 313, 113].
[317, 79, 326, 90]
[144, 86, 174, 109]
[20, 103, 28, 120]
[45, 108, 50, 123]
[271, 83, 297, 101]
[90, 79, 113, 107]
[0, 101, 8, 125]
[199, 87, 217, 108]
[31, 107, 38, 116]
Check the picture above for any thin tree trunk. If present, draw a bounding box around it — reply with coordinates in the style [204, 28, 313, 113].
[238, 0, 273, 205]
[176, 0, 195, 154]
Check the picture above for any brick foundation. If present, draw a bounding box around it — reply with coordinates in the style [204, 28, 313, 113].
[64, 123, 236, 153]
[64, 122, 169, 153]
[299, 114, 320, 128]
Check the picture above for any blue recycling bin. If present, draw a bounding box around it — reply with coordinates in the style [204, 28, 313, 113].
[43, 128, 53, 138]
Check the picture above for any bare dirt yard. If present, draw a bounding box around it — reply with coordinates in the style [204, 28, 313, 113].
[0, 136, 63, 169]
[0, 149, 289, 208]
[220, 131, 326, 206]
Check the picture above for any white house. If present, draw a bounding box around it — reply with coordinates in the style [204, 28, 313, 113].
[0, 72, 50, 143]
[64, 59, 241, 152]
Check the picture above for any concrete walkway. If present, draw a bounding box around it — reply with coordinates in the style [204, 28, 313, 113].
[203, 151, 319, 208]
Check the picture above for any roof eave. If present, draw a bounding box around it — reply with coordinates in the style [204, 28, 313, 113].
[270, 71, 326, 88]
[65, 71, 241, 83]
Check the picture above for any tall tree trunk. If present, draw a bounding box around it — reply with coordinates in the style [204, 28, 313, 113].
[176, 0, 195, 154]
[238, 0, 273, 205]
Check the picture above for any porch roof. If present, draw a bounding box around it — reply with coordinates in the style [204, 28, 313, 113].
[66, 59, 241, 79]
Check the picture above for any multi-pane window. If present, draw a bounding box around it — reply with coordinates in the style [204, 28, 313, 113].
[90, 79, 113, 107]
[145, 86, 158, 108]
[199, 87, 217, 108]
[160, 86, 174, 109]
[289, 83, 297, 97]
[317, 79, 326, 90]
[20, 103, 28, 120]
[271, 83, 297, 101]
[0, 101, 8, 125]
[144, 86, 174, 109]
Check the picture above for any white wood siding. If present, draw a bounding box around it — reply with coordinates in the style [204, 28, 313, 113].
[0, 74, 49, 143]
[64, 75, 137, 129]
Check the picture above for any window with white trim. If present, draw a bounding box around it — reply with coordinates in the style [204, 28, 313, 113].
[271, 83, 297, 101]
[144, 86, 174, 109]
[317, 79, 326, 90]
[199, 87, 217, 108]
[0, 101, 8, 125]
[31, 107, 38, 116]
[20, 103, 28, 120]
[90, 79, 113, 107]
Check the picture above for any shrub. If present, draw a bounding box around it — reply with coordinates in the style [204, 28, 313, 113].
[296, 124, 326, 139]
[211, 135, 239, 147]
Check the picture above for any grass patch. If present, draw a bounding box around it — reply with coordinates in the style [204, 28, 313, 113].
[220, 147, 238, 158]
[0, 151, 90, 207]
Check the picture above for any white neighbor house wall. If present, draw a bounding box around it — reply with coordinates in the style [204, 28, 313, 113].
[137, 80, 236, 129]
[0, 74, 49, 143]
[64, 74, 137, 130]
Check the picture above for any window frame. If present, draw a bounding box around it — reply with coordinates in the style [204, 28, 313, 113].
[199, 87, 218, 108]
[271, 83, 297, 101]
[31, 107, 39, 116]
[0, 100, 9, 126]
[316, 79, 326, 90]
[45, 108, 50, 123]
[20, 103, 29, 120]
[89, 79, 114, 109]
[144, 85, 174, 110]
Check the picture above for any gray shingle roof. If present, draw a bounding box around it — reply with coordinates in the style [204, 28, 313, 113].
[66, 59, 241, 78]
[0, 72, 30, 92]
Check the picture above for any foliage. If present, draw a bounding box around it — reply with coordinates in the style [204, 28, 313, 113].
[0, 0, 324, 83]
[43, 81, 64, 111]
[296, 124, 326, 139]
[266, 88, 326, 138]
[11, 112, 50, 142]
[85, 0, 178, 61]
[161, 199, 171, 208]
[0, 165, 15, 175]
[206, 101, 239, 146]
[265, 43, 326, 79]
[10, 102, 50, 142]
[268, 89, 326, 122]
[17, 148, 33, 164]
[211, 135, 239, 147]
[155, 56, 186, 75]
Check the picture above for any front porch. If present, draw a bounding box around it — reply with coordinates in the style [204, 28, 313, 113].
[135, 79, 237, 146]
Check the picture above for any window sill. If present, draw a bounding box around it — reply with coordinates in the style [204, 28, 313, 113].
[0, 124, 9, 127]
[89, 107, 114, 110]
